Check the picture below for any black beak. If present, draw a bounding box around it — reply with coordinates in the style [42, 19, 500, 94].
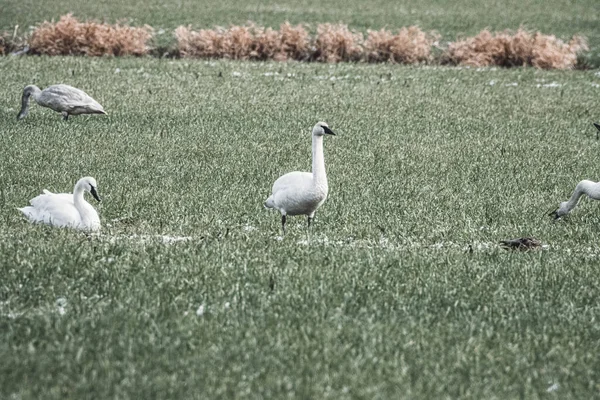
[90, 186, 101, 202]
[594, 122, 600, 132]
[323, 126, 336, 135]
[548, 209, 559, 220]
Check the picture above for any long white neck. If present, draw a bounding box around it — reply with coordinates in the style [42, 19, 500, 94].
[72, 182, 93, 224]
[312, 134, 327, 186]
[566, 180, 600, 212]
[72, 182, 86, 208]
[71, 180, 100, 231]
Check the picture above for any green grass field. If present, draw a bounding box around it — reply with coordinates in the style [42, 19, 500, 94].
[1, 0, 600, 398]
[1, 56, 600, 399]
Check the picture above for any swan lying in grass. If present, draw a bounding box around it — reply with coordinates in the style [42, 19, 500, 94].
[265, 122, 336, 234]
[17, 84, 106, 121]
[550, 180, 600, 219]
[18, 177, 102, 231]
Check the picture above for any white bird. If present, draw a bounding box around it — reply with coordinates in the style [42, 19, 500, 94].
[18, 176, 102, 232]
[550, 180, 600, 219]
[17, 84, 106, 121]
[265, 122, 336, 234]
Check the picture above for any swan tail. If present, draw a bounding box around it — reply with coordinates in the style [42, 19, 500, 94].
[90, 108, 107, 115]
[17, 206, 34, 218]
[264, 196, 276, 209]
[94, 102, 107, 115]
[86, 101, 107, 115]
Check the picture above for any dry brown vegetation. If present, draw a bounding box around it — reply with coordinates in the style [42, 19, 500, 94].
[176, 23, 438, 64]
[5, 15, 590, 69]
[0, 35, 6, 56]
[29, 14, 153, 56]
[442, 28, 587, 69]
[312, 23, 364, 62]
[364, 26, 439, 63]
[176, 22, 309, 61]
[0, 29, 26, 55]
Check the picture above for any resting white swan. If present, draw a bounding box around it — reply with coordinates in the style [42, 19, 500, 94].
[17, 84, 106, 121]
[18, 177, 102, 231]
[550, 180, 600, 219]
[265, 122, 336, 234]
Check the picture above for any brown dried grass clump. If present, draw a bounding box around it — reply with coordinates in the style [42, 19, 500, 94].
[176, 22, 310, 61]
[0, 29, 27, 55]
[29, 14, 153, 56]
[0, 35, 6, 55]
[531, 33, 587, 69]
[443, 28, 588, 69]
[364, 26, 439, 63]
[313, 23, 364, 62]
[278, 22, 310, 61]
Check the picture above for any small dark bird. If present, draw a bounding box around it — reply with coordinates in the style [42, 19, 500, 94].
[499, 237, 542, 251]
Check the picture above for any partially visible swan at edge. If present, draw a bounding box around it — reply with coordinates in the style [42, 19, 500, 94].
[17, 84, 106, 121]
[551, 123, 600, 219]
[265, 122, 336, 234]
[550, 180, 600, 219]
[18, 176, 102, 231]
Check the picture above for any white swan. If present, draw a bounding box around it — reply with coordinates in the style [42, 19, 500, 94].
[18, 177, 102, 231]
[550, 180, 600, 219]
[265, 122, 336, 234]
[17, 84, 106, 121]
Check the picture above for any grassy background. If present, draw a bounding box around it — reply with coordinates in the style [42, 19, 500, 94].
[1, 56, 600, 398]
[1, 0, 599, 65]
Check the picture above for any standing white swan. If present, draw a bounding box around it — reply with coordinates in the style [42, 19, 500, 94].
[550, 180, 600, 219]
[265, 122, 336, 234]
[18, 177, 102, 231]
[17, 84, 106, 121]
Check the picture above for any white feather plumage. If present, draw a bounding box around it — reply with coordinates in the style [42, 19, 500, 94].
[265, 122, 335, 233]
[18, 177, 102, 232]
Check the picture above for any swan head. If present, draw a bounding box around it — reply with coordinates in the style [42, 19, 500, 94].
[312, 122, 336, 137]
[549, 201, 569, 220]
[77, 176, 101, 202]
[17, 85, 41, 120]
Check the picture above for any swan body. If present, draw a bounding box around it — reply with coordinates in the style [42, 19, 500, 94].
[17, 84, 106, 120]
[265, 122, 335, 233]
[551, 180, 600, 219]
[18, 177, 102, 231]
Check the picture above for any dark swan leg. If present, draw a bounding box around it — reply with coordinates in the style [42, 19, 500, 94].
[62, 112, 69, 121]
[281, 214, 287, 235]
[307, 216, 313, 228]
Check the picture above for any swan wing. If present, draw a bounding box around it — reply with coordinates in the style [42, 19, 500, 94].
[271, 171, 312, 195]
[24, 192, 81, 227]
